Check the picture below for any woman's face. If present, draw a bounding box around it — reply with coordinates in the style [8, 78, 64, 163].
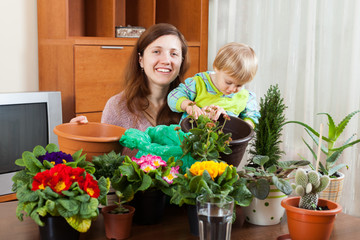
[139, 35, 183, 88]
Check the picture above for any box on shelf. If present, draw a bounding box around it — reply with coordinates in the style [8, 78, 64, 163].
[115, 26, 146, 38]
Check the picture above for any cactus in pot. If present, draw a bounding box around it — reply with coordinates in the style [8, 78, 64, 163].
[292, 168, 330, 210]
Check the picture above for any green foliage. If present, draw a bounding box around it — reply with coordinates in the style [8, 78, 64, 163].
[292, 168, 330, 210]
[12, 144, 94, 192]
[110, 156, 181, 202]
[249, 84, 287, 168]
[170, 163, 252, 208]
[240, 155, 309, 200]
[92, 151, 125, 179]
[108, 191, 130, 214]
[179, 115, 232, 161]
[286, 110, 360, 176]
[12, 143, 109, 233]
[243, 85, 309, 200]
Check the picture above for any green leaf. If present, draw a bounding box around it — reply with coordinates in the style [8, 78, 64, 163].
[253, 155, 269, 167]
[328, 164, 347, 177]
[15, 158, 26, 167]
[318, 113, 336, 140]
[33, 145, 47, 158]
[267, 165, 277, 173]
[334, 110, 360, 140]
[284, 120, 331, 142]
[137, 174, 152, 192]
[22, 151, 41, 173]
[247, 178, 270, 200]
[272, 176, 292, 195]
[45, 143, 60, 153]
[42, 160, 54, 169]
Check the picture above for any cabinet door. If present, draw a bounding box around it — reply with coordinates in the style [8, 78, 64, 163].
[74, 45, 133, 114]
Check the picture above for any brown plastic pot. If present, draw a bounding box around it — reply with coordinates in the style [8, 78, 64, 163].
[54, 122, 126, 161]
[281, 196, 342, 240]
[102, 205, 135, 240]
[180, 115, 254, 167]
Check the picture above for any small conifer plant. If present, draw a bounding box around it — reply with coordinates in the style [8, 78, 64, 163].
[249, 84, 286, 168]
[292, 168, 330, 210]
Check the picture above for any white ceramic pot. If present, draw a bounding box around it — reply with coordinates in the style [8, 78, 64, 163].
[319, 171, 344, 203]
[243, 185, 287, 225]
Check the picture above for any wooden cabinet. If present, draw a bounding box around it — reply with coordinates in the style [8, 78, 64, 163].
[38, 0, 209, 122]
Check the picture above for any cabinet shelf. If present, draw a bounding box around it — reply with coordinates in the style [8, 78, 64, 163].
[38, 0, 208, 122]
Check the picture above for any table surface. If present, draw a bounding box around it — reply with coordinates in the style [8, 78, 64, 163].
[1, 200, 359, 240]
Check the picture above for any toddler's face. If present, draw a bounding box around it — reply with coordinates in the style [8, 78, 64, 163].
[213, 69, 243, 95]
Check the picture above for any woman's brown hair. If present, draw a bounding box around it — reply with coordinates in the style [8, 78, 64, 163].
[123, 23, 189, 125]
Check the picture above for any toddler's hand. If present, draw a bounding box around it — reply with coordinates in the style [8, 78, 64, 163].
[70, 116, 88, 124]
[202, 105, 227, 121]
[185, 104, 204, 119]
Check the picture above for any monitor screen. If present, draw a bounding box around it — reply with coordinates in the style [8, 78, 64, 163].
[0, 103, 48, 174]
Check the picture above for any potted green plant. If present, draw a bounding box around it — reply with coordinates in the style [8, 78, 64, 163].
[92, 151, 125, 207]
[285, 110, 360, 202]
[280, 168, 342, 240]
[169, 160, 253, 235]
[101, 191, 135, 240]
[110, 154, 181, 225]
[11, 144, 109, 240]
[241, 85, 309, 225]
[180, 113, 254, 167]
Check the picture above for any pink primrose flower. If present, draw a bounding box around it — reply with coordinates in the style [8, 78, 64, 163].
[163, 166, 180, 184]
[140, 163, 156, 173]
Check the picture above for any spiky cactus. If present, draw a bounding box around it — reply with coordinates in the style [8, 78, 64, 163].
[292, 168, 330, 210]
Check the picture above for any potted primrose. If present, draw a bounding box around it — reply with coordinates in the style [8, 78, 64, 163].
[169, 160, 253, 236]
[240, 85, 309, 225]
[11, 143, 109, 240]
[110, 154, 181, 225]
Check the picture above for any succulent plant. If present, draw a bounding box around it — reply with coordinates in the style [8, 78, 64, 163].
[292, 168, 330, 210]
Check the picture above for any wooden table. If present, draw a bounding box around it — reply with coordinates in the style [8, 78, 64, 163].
[1, 200, 359, 240]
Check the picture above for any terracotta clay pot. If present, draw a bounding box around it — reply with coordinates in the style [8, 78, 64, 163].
[102, 205, 135, 240]
[54, 122, 126, 161]
[180, 115, 254, 167]
[281, 196, 342, 240]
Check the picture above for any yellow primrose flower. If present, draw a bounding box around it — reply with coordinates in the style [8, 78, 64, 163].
[218, 162, 230, 176]
[189, 161, 227, 180]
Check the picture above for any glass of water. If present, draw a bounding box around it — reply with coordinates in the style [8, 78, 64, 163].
[197, 194, 234, 240]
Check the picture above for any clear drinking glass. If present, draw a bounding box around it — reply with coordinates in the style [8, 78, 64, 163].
[197, 194, 234, 240]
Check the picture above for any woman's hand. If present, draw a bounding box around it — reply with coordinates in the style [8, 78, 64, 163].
[70, 116, 88, 124]
[202, 105, 227, 121]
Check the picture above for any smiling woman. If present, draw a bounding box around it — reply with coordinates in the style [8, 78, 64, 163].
[71, 23, 190, 157]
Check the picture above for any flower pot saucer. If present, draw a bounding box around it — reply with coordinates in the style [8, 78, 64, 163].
[277, 234, 291, 240]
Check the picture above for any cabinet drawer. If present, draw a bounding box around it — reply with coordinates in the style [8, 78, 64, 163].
[74, 45, 133, 113]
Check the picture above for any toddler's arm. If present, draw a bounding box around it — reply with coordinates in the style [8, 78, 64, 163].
[239, 91, 260, 128]
[167, 77, 198, 113]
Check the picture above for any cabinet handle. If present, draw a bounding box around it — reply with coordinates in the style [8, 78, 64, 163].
[100, 46, 124, 50]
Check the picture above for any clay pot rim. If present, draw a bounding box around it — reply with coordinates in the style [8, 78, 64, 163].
[101, 204, 135, 216]
[281, 196, 342, 216]
[54, 122, 126, 143]
[180, 116, 254, 144]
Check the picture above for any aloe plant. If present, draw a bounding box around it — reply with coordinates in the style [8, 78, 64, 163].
[285, 110, 360, 176]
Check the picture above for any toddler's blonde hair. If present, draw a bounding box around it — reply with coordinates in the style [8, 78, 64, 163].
[213, 42, 258, 85]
